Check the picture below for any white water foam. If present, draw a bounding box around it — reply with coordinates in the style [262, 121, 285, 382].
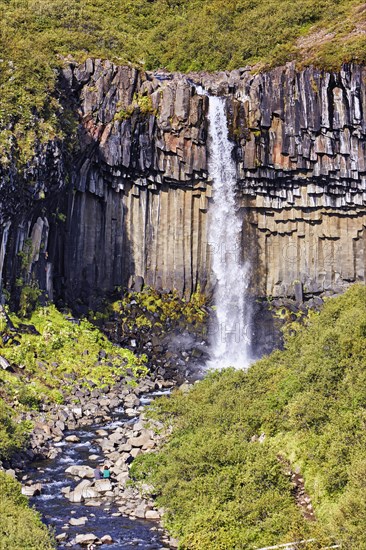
[206, 95, 252, 370]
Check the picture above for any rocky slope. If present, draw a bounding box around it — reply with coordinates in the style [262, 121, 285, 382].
[0, 61, 365, 306]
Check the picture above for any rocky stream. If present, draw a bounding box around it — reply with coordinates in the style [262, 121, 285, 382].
[5, 377, 182, 549]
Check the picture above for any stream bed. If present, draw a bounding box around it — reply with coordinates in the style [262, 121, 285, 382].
[27, 392, 169, 549]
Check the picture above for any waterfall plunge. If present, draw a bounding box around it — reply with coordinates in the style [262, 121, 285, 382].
[207, 95, 251, 370]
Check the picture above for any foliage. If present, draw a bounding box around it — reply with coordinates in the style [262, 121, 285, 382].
[132, 284, 366, 548]
[0, 304, 147, 420]
[0, 399, 32, 459]
[114, 93, 156, 122]
[0, 0, 365, 166]
[111, 286, 208, 332]
[18, 282, 43, 318]
[0, 471, 56, 549]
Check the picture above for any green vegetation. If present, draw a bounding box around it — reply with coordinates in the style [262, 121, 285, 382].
[0, 471, 56, 549]
[0, 400, 32, 460]
[110, 286, 207, 331]
[114, 93, 156, 122]
[0, 302, 149, 549]
[0, 304, 147, 401]
[131, 284, 366, 549]
[0, 304, 147, 459]
[0, 0, 365, 167]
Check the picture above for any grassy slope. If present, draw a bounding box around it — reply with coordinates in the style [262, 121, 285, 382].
[0, 0, 365, 166]
[131, 284, 366, 549]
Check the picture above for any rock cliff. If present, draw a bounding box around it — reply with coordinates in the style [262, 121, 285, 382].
[0, 60, 365, 306]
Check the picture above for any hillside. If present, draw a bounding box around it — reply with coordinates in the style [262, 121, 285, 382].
[1, 0, 366, 167]
[132, 284, 366, 549]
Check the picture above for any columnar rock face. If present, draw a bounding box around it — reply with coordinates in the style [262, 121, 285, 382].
[0, 60, 365, 303]
[62, 60, 211, 301]
[196, 64, 366, 296]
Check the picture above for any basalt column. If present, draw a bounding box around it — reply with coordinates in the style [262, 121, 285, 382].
[62, 60, 211, 302]
[65, 184, 211, 303]
[197, 64, 366, 298]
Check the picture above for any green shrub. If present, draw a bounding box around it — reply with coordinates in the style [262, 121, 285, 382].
[0, 305, 147, 394]
[133, 284, 366, 548]
[0, 399, 32, 459]
[112, 287, 207, 331]
[0, 471, 56, 549]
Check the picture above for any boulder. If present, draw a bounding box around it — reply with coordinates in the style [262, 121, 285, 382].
[71, 407, 83, 418]
[21, 483, 42, 497]
[74, 533, 98, 545]
[68, 480, 92, 503]
[129, 430, 154, 448]
[65, 465, 94, 478]
[130, 448, 142, 458]
[65, 435, 80, 443]
[94, 479, 112, 493]
[84, 499, 102, 506]
[134, 504, 148, 518]
[100, 534, 114, 544]
[115, 472, 129, 485]
[82, 487, 100, 500]
[69, 516, 88, 526]
[145, 509, 161, 520]
[0, 356, 10, 370]
[95, 429, 109, 436]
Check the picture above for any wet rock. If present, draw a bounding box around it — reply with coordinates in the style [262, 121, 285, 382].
[68, 480, 94, 503]
[84, 499, 103, 507]
[65, 465, 95, 479]
[74, 533, 98, 545]
[21, 483, 42, 496]
[65, 435, 80, 443]
[100, 534, 114, 544]
[69, 516, 88, 526]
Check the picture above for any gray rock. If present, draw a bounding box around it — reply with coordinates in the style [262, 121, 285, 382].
[65, 465, 94, 479]
[65, 435, 80, 443]
[21, 483, 42, 497]
[74, 533, 98, 545]
[69, 516, 88, 526]
[100, 534, 114, 544]
[0, 356, 10, 370]
[145, 509, 161, 520]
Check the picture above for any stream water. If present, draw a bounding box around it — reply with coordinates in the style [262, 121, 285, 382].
[28, 392, 168, 549]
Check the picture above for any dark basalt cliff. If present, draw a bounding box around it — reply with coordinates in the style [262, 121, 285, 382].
[0, 60, 365, 307]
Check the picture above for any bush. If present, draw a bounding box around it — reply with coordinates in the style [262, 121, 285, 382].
[0, 305, 147, 397]
[0, 471, 56, 549]
[0, 399, 32, 459]
[133, 284, 366, 548]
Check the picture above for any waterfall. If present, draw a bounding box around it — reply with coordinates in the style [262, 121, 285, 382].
[207, 95, 251, 369]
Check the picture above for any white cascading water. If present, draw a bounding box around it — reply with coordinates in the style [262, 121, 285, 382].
[206, 95, 251, 370]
